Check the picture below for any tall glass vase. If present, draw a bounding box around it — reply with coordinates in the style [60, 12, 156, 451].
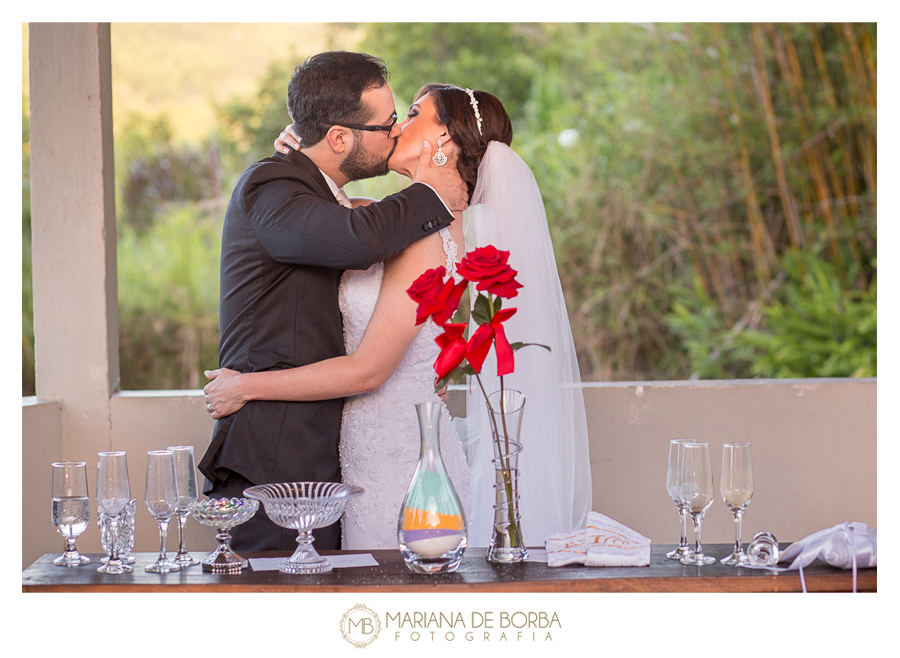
[485, 389, 528, 564]
[398, 401, 467, 574]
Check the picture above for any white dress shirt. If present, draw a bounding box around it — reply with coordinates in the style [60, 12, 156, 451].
[319, 169, 353, 208]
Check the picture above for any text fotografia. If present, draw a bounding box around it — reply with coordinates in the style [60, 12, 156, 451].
[387, 611, 560, 642]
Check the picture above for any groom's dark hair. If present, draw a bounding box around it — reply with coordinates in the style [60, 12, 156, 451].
[288, 51, 390, 147]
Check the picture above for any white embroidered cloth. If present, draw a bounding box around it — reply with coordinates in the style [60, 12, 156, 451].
[545, 511, 651, 567]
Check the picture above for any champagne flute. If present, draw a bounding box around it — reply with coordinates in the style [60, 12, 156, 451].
[144, 450, 182, 573]
[679, 442, 716, 566]
[96, 451, 133, 574]
[51, 462, 91, 566]
[665, 439, 695, 560]
[720, 442, 754, 566]
[167, 445, 200, 566]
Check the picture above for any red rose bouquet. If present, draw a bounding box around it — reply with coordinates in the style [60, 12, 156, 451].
[408, 246, 543, 386]
[407, 245, 548, 552]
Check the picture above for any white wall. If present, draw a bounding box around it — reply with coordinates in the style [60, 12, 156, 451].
[580, 378, 876, 547]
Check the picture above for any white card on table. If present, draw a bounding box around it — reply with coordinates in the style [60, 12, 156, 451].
[248, 553, 379, 571]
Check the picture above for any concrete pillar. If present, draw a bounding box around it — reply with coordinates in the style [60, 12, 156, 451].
[29, 22, 118, 460]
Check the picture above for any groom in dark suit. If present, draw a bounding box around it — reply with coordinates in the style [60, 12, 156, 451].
[198, 51, 467, 551]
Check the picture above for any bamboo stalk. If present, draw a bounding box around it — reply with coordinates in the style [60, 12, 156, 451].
[808, 25, 862, 227]
[819, 141, 862, 266]
[809, 25, 837, 109]
[710, 100, 749, 300]
[783, 27, 846, 259]
[714, 24, 773, 288]
[766, 23, 808, 250]
[775, 25, 847, 265]
[836, 26, 877, 195]
[807, 152, 843, 264]
[859, 25, 877, 115]
[858, 131, 877, 195]
[786, 27, 851, 224]
[753, 24, 803, 254]
[843, 23, 874, 109]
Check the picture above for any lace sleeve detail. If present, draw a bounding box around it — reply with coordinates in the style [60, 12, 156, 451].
[439, 228, 463, 283]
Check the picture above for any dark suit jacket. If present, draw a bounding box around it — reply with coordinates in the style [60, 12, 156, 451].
[199, 149, 452, 489]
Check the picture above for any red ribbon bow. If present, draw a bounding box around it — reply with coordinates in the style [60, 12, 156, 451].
[434, 323, 469, 381]
[466, 308, 517, 376]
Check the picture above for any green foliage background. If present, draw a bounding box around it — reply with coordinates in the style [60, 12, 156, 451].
[22, 22, 876, 394]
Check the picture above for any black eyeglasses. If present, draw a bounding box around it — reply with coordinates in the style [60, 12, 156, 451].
[335, 112, 398, 133]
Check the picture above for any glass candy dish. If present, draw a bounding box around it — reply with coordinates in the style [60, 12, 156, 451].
[243, 482, 364, 575]
[189, 497, 259, 574]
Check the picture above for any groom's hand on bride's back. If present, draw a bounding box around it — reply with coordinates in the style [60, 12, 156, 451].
[412, 140, 468, 214]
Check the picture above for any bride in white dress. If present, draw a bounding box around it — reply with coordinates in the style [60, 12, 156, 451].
[204, 84, 592, 549]
[337, 226, 470, 548]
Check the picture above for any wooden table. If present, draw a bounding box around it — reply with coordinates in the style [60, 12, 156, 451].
[22, 544, 874, 593]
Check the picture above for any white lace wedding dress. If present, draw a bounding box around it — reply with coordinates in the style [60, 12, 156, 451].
[337, 228, 471, 549]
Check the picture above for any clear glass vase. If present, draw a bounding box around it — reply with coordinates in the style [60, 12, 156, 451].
[398, 401, 468, 574]
[485, 389, 528, 564]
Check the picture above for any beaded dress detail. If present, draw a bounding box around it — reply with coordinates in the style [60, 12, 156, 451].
[338, 228, 470, 549]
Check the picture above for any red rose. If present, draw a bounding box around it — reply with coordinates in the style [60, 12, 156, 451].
[458, 246, 523, 299]
[434, 323, 469, 380]
[407, 267, 466, 325]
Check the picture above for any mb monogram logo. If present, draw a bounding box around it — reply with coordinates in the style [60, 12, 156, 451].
[340, 604, 382, 648]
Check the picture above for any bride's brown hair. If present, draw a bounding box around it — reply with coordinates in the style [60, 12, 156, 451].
[414, 84, 513, 202]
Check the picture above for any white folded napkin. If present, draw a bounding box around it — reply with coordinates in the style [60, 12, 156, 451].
[545, 511, 651, 567]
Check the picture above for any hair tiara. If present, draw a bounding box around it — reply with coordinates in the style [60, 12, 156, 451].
[465, 88, 483, 136]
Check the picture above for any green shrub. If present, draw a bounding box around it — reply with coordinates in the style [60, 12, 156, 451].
[737, 252, 876, 378]
[117, 203, 222, 390]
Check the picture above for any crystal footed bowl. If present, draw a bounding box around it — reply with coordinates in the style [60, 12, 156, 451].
[190, 497, 259, 529]
[243, 482, 364, 574]
[189, 497, 259, 574]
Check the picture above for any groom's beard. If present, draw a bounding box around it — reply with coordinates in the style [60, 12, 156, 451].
[339, 136, 396, 182]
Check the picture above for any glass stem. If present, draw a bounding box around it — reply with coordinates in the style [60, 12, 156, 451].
[215, 529, 232, 554]
[732, 509, 743, 555]
[177, 514, 188, 554]
[692, 514, 704, 556]
[679, 508, 689, 548]
[65, 537, 77, 554]
[157, 519, 170, 561]
[109, 515, 121, 562]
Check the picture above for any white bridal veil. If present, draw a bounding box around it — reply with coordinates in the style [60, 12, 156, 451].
[463, 141, 593, 547]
